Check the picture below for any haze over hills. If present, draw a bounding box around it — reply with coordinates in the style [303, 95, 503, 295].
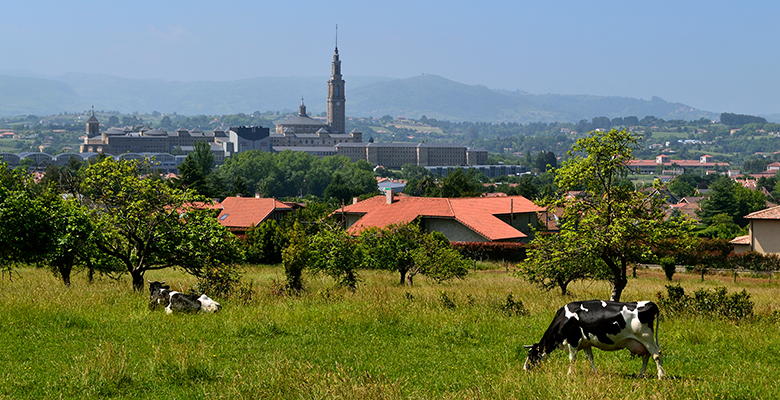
[0, 73, 718, 122]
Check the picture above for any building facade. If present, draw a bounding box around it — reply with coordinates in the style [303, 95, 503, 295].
[335, 142, 483, 169]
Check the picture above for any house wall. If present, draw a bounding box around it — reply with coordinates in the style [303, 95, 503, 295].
[750, 219, 780, 254]
[732, 243, 750, 254]
[422, 217, 485, 242]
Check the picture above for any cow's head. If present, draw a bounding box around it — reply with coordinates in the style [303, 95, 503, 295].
[197, 294, 222, 313]
[148, 281, 170, 310]
[522, 343, 545, 370]
[148, 281, 169, 297]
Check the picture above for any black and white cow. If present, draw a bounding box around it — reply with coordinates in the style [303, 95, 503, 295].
[523, 300, 665, 379]
[148, 281, 222, 314]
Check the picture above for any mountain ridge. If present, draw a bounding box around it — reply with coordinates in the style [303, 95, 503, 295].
[0, 73, 717, 122]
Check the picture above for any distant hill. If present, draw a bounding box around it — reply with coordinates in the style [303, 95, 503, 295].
[0, 73, 716, 122]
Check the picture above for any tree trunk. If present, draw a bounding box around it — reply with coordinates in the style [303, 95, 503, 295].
[131, 269, 145, 292]
[58, 265, 72, 286]
[399, 269, 407, 286]
[609, 259, 629, 302]
[632, 264, 637, 278]
[87, 266, 94, 283]
[406, 274, 414, 286]
[560, 282, 568, 296]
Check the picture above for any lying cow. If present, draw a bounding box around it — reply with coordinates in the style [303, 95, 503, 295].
[148, 281, 222, 314]
[523, 300, 665, 379]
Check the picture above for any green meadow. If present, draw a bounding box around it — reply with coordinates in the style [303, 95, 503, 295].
[1, 266, 778, 399]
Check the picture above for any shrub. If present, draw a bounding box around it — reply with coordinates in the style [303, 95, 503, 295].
[726, 251, 780, 272]
[452, 241, 526, 262]
[245, 219, 287, 265]
[657, 285, 754, 321]
[439, 292, 456, 310]
[659, 256, 677, 281]
[281, 222, 308, 292]
[194, 264, 243, 299]
[498, 294, 528, 317]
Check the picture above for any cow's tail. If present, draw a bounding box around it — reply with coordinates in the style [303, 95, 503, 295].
[655, 310, 660, 348]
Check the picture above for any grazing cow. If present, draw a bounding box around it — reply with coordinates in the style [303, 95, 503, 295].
[148, 281, 222, 314]
[523, 300, 665, 379]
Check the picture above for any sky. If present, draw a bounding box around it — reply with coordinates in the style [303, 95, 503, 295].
[2, 0, 779, 114]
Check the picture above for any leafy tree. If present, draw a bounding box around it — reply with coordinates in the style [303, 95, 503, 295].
[358, 224, 468, 286]
[519, 232, 600, 295]
[438, 169, 482, 197]
[245, 219, 287, 265]
[80, 159, 242, 291]
[281, 221, 308, 292]
[696, 213, 745, 239]
[699, 176, 765, 226]
[668, 178, 696, 198]
[358, 224, 420, 285]
[528, 129, 694, 301]
[308, 226, 360, 290]
[178, 141, 216, 196]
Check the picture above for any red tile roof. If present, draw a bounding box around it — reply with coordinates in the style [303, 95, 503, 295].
[216, 197, 294, 229]
[729, 235, 750, 245]
[745, 205, 780, 220]
[336, 195, 544, 241]
[626, 160, 729, 167]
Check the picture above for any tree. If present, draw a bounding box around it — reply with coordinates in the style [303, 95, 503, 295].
[80, 158, 242, 291]
[438, 169, 482, 197]
[281, 221, 308, 292]
[528, 129, 693, 301]
[178, 141, 215, 196]
[245, 219, 287, 265]
[696, 213, 745, 239]
[308, 226, 360, 290]
[519, 232, 600, 295]
[699, 176, 766, 226]
[358, 224, 469, 286]
[668, 178, 696, 198]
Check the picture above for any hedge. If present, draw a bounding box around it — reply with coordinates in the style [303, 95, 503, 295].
[452, 241, 526, 262]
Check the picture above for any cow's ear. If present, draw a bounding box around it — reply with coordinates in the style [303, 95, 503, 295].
[523, 345, 534, 349]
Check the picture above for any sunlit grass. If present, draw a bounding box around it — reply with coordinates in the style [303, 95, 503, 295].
[0, 266, 778, 399]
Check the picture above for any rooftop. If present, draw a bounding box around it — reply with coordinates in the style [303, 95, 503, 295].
[216, 197, 295, 230]
[336, 194, 544, 241]
[745, 205, 780, 220]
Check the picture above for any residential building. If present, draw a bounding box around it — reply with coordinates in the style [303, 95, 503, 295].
[730, 205, 780, 254]
[626, 154, 730, 175]
[332, 191, 545, 242]
[214, 196, 297, 236]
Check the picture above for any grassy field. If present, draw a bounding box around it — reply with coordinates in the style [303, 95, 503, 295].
[1, 266, 779, 399]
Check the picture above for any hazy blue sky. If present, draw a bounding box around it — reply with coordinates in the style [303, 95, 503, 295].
[2, 0, 778, 114]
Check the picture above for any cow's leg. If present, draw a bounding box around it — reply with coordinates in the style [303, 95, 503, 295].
[638, 354, 650, 377]
[567, 345, 578, 375]
[642, 340, 666, 379]
[583, 347, 596, 373]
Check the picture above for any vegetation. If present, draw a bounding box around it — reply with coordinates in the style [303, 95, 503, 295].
[1, 266, 779, 399]
[524, 129, 695, 301]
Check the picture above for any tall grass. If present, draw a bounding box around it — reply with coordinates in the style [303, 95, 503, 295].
[1, 266, 778, 399]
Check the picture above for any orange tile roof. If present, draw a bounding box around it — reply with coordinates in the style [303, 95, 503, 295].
[216, 197, 294, 229]
[626, 160, 729, 167]
[745, 205, 780, 220]
[337, 195, 544, 241]
[729, 235, 750, 245]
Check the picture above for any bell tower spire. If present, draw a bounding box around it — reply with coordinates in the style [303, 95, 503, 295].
[327, 25, 346, 134]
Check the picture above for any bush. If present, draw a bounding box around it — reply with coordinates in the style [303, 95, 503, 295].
[498, 294, 528, 317]
[726, 251, 780, 272]
[657, 285, 754, 321]
[439, 292, 456, 310]
[245, 219, 287, 265]
[659, 256, 677, 281]
[452, 241, 526, 262]
[194, 264, 243, 299]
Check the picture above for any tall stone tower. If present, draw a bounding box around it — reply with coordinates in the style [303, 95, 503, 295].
[327, 36, 346, 134]
[86, 106, 100, 137]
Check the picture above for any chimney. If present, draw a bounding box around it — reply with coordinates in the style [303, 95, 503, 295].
[352, 197, 359, 205]
[385, 189, 394, 204]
